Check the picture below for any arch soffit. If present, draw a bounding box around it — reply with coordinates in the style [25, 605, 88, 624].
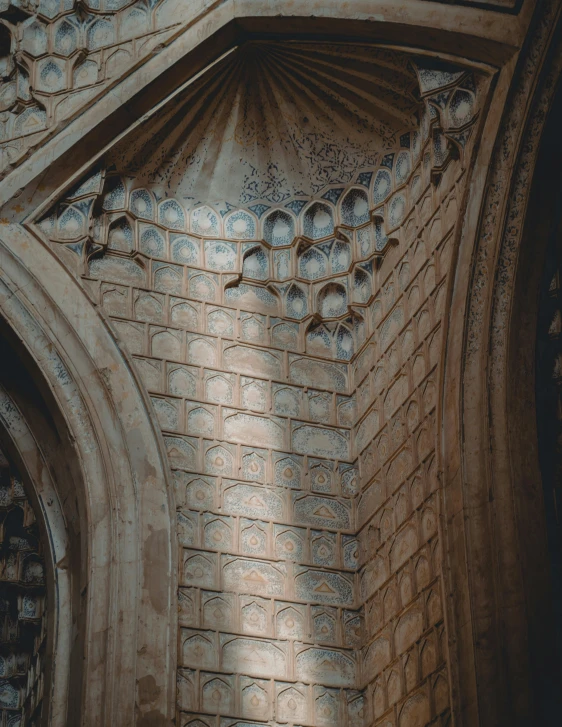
[0, 224, 176, 726]
[0, 6, 517, 725]
[441, 1, 562, 725]
[0, 2, 542, 725]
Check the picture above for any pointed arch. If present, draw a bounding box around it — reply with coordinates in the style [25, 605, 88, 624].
[0, 223, 176, 725]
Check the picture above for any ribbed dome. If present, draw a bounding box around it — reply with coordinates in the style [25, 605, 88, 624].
[108, 41, 420, 207]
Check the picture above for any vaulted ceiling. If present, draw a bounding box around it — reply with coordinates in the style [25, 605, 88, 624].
[106, 41, 422, 208]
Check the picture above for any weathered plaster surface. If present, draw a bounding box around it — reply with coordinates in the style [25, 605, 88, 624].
[0, 225, 176, 724]
[0, 0, 555, 725]
[28, 28, 487, 727]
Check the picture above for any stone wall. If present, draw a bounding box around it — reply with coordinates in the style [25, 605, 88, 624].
[0, 1, 548, 726]
[355, 154, 464, 727]
[33, 38, 482, 726]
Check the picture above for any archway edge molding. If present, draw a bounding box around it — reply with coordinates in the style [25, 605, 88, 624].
[441, 0, 562, 725]
[0, 1, 531, 221]
[0, 222, 176, 726]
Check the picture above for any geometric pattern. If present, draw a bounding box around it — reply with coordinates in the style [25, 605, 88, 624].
[0, 0, 179, 176]
[0, 447, 47, 727]
[35, 38, 480, 726]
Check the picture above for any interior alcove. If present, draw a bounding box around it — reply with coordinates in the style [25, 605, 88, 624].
[0, 319, 85, 727]
[29, 34, 486, 726]
[0, 1, 550, 724]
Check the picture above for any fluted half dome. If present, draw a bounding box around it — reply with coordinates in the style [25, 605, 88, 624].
[107, 41, 421, 207]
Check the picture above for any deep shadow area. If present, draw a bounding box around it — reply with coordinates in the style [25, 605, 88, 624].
[0, 320, 85, 726]
[510, 62, 562, 725]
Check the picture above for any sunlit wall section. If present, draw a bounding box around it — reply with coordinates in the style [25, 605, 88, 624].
[37, 42, 481, 726]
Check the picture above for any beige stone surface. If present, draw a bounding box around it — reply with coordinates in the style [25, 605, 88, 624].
[0, 0, 557, 725]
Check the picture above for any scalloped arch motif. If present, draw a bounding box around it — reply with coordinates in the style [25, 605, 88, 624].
[40, 43, 479, 351]
[37, 38, 482, 727]
[0, 0, 181, 173]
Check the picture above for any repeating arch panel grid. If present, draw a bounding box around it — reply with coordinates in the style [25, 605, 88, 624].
[31, 38, 484, 727]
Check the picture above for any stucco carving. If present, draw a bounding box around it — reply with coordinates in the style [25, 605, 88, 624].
[26, 30, 488, 725]
[0, 0, 553, 725]
[0, 0, 185, 173]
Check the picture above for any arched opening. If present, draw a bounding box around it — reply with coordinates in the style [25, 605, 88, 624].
[0, 320, 84, 726]
[0, 447, 48, 726]
[535, 215, 562, 719]
[0, 231, 176, 725]
[530, 82, 562, 719]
